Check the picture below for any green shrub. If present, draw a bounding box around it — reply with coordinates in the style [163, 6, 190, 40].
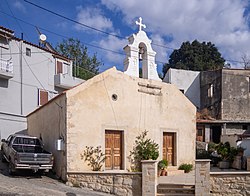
[80, 146, 106, 171]
[158, 159, 168, 170]
[178, 163, 193, 173]
[129, 131, 159, 171]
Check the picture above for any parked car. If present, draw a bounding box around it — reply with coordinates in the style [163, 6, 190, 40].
[1, 134, 53, 175]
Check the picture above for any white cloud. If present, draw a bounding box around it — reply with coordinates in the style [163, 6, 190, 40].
[101, 0, 250, 68]
[13, 0, 26, 13]
[75, 6, 113, 32]
[98, 35, 127, 70]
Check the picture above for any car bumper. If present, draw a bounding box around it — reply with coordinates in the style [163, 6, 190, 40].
[14, 164, 53, 170]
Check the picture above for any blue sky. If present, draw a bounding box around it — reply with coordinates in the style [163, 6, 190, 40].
[1, 0, 250, 73]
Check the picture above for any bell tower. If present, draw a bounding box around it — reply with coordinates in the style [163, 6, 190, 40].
[123, 17, 161, 81]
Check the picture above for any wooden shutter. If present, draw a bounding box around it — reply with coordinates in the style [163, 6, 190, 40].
[57, 61, 63, 74]
[39, 90, 48, 106]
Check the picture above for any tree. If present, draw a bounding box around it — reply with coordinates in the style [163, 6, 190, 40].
[241, 54, 250, 69]
[162, 40, 225, 76]
[56, 38, 102, 80]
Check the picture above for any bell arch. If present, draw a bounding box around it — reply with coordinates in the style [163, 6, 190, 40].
[123, 17, 161, 81]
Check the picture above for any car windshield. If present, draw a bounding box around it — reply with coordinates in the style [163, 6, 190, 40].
[13, 137, 41, 146]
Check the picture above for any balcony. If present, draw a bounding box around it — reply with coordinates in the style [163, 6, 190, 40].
[0, 58, 14, 79]
[54, 73, 83, 89]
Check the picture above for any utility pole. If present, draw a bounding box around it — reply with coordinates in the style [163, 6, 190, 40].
[20, 33, 23, 115]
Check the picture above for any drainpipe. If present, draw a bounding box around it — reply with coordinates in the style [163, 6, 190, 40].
[20, 33, 23, 115]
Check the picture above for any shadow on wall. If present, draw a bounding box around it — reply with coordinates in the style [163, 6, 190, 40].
[185, 75, 200, 108]
[15, 129, 28, 135]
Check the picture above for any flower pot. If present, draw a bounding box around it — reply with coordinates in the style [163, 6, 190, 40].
[219, 160, 230, 169]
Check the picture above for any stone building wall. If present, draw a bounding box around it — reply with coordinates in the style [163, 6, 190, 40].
[200, 69, 222, 119]
[67, 172, 142, 196]
[210, 173, 250, 195]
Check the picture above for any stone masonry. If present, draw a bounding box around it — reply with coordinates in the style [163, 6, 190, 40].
[141, 160, 157, 196]
[195, 159, 210, 196]
[67, 172, 142, 196]
[210, 173, 250, 195]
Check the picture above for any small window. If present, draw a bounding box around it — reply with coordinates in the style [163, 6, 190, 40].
[208, 84, 213, 98]
[26, 48, 31, 56]
[38, 89, 48, 106]
[56, 61, 63, 74]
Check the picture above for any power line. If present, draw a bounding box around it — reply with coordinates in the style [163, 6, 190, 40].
[23, 0, 124, 39]
[1, 9, 247, 66]
[23, 0, 175, 50]
[4, 0, 63, 108]
[1, 3, 248, 70]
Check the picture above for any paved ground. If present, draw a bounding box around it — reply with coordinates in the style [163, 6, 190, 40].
[158, 170, 195, 185]
[0, 158, 112, 196]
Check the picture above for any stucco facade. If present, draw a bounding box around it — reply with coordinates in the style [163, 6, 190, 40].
[0, 26, 82, 139]
[163, 68, 200, 109]
[27, 67, 196, 180]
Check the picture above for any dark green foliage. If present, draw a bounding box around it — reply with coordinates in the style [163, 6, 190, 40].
[129, 131, 159, 171]
[56, 38, 102, 80]
[158, 159, 168, 170]
[81, 146, 105, 171]
[178, 163, 193, 173]
[215, 142, 238, 162]
[162, 40, 225, 76]
[196, 149, 210, 159]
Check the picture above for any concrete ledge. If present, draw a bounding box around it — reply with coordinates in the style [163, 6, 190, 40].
[67, 171, 141, 175]
[210, 171, 250, 175]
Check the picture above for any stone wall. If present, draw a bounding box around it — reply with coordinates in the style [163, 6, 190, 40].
[67, 172, 142, 196]
[210, 172, 250, 195]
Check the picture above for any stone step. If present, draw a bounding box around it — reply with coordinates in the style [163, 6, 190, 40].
[157, 184, 195, 195]
[157, 193, 195, 196]
[158, 184, 195, 189]
[166, 168, 185, 176]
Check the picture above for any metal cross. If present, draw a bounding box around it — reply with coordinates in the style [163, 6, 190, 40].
[135, 17, 146, 31]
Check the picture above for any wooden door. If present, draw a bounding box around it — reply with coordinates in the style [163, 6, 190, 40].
[196, 126, 205, 142]
[105, 130, 122, 170]
[163, 133, 175, 166]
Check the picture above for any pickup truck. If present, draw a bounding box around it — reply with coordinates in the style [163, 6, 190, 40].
[1, 134, 53, 175]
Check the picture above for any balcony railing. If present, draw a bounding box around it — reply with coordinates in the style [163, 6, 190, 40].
[0, 58, 14, 79]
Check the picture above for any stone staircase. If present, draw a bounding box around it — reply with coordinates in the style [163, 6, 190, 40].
[157, 183, 195, 195]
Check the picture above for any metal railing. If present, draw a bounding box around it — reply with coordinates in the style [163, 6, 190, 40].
[0, 58, 13, 73]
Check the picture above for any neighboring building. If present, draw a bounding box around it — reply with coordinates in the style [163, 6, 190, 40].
[163, 68, 200, 108]
[0, 26, 83, 139]
[27, 18, 196, 181]
[164, 68, 250, 146]
[198, 69, 250, 146]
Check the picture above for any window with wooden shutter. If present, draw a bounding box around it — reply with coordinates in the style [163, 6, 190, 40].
[57, 61, 63, 74]
[39, 89, 48, 106]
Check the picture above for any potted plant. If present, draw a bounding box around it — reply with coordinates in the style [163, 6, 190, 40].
[216, 142, 238, 169]
[158, 159, 168, 176]
[178, 163, 193, 173]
